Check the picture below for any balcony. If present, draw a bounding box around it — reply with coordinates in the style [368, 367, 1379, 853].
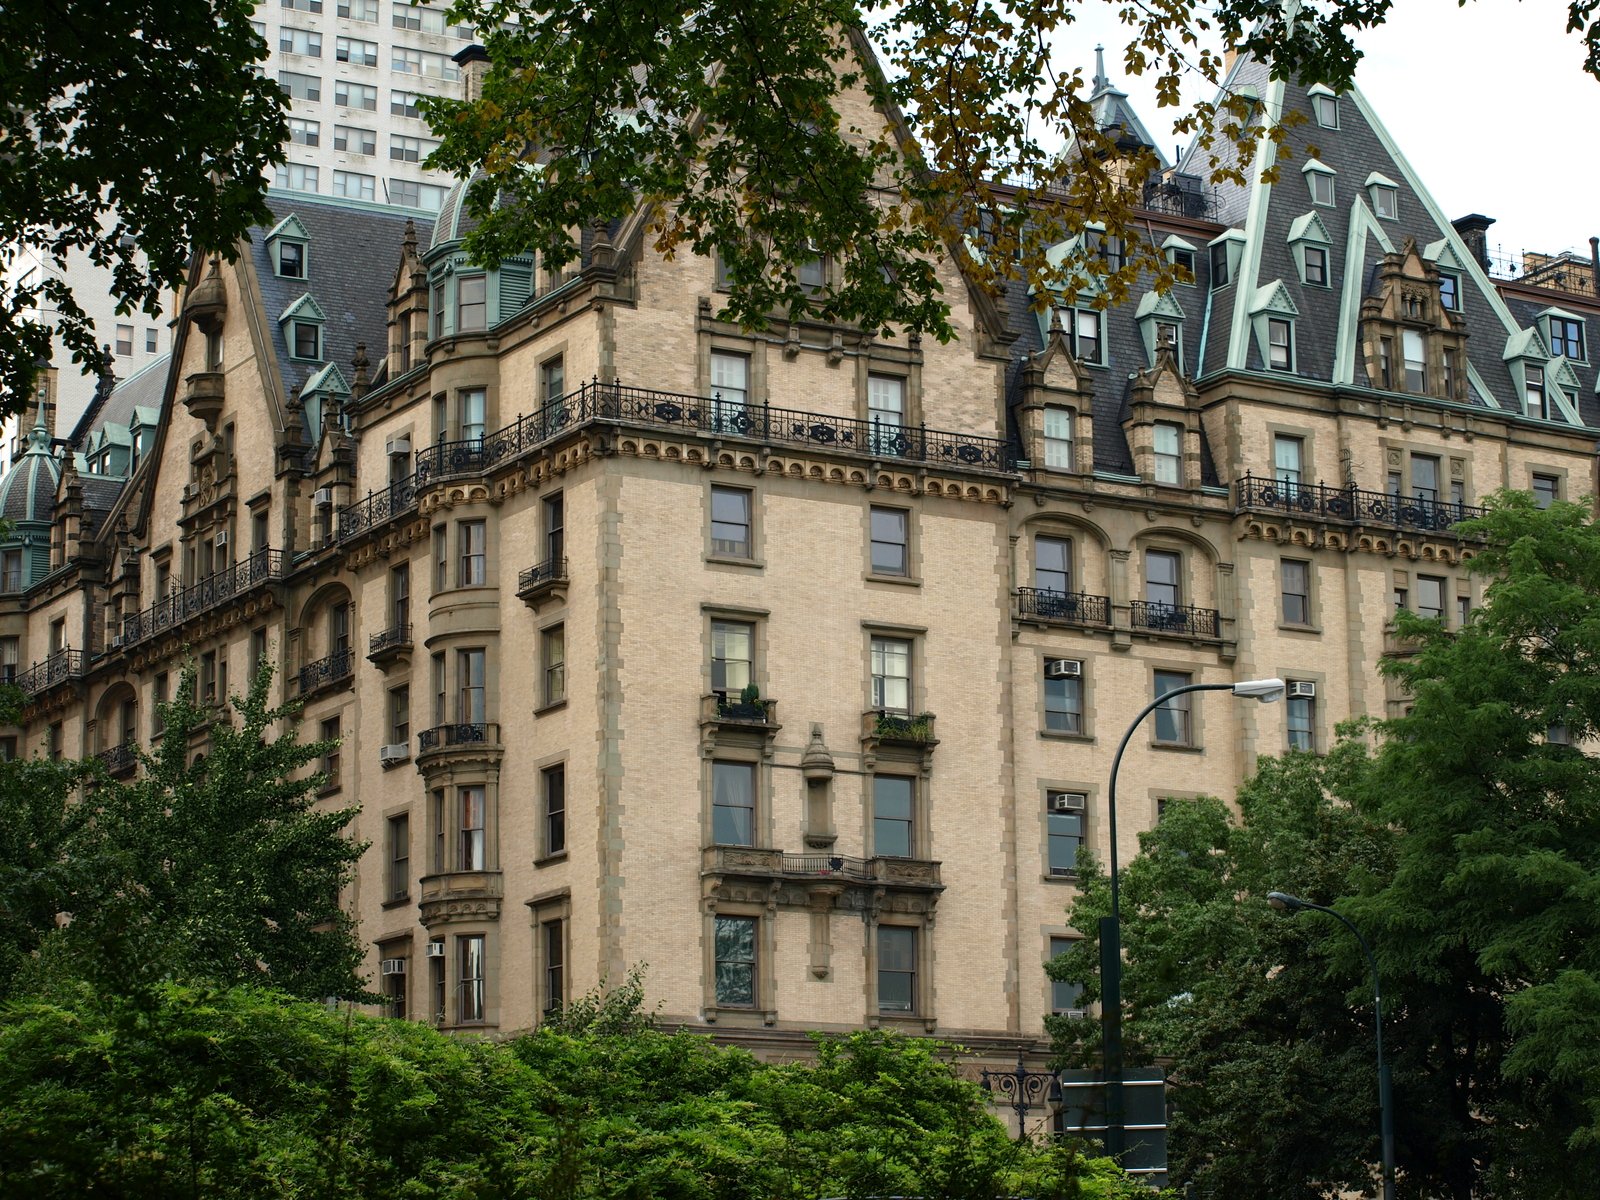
[863, 710, 938, 746]
[701, 692, 780, 730]
[98, 741, 138, 778]
[1130, 600, 1220, 639]
[415, 722, 502, 772]
[701, 846, 943, 910]
[516, 556, 568, 608]
[122, 549, 285, 645]
[297, 649, 354, 699]
[367, 623, 412, 668]
[418, 869, 504, 927]
[1383, 623, 1427, 658]
[15, 650, 84, 697]
[183, 371, 226, 427]
[1235, 473, 1487, 538]
[1015, 587, 1112, 627]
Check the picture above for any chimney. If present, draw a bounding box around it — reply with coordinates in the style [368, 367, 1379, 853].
[1452, 214, 1496, 271]
[454, 44, 490, 103]
[1590, 236, 1598, 298]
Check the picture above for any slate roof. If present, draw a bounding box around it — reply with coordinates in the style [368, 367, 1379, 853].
[69, 351, 170, 447]
[0, 426, 60, 523]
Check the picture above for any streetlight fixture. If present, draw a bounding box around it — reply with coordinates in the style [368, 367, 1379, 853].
[1267, 892, 1395, 1200]
[1099, 678, 1284, 1163]
[979, 1050, 1063, 1142]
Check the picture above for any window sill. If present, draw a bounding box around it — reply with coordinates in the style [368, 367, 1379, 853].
[1042, 871, 1079, 884]
[1277, 621, 1322, 635]
[318, 781, 343, 798]
[534, 699, 567, 717]
[864, 572, 921, 587]
[1039, 729, 1093, 743]
[704, 553, 764, 570]
[1150, 740, 1204, 754]
[534, 850, 568, 868]
[381, 894, 412, 910]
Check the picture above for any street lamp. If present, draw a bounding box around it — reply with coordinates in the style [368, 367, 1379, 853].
[1267, 892, 1395, 1200]
[980, 1050, 1062, 1141]
[1099, 678, 1284, 1163]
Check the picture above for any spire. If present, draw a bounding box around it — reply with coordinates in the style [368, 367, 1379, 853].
[1092, 44, 1110, 96]
[1085, 46, 1170, 170]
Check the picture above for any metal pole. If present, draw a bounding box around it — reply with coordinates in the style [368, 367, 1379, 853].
[1103, 681, 1238, 1163]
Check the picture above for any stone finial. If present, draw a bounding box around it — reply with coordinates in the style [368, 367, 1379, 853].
[351, 343, 370, 397]
[800, 724, 835, 782]
[402, 219, 417, 255]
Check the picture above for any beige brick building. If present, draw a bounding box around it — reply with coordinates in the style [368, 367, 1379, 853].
[2, 42, 1597, 1094]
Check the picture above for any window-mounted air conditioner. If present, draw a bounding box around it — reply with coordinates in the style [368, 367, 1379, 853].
[110, 634, 125, 648]
[1045, 659, 1082, 679]
[1048, 792, 1087, 814]
[1061, 1007, 1088, 1020]
[214, 530, 228, 550]
[386, 434, 412, 456]
[1287, 681, 1316, 699]
[379, 743, 411, 766]
[311, 487, 333, 506]
[424, 942, 446, 959]
[380, 958, 407, 976]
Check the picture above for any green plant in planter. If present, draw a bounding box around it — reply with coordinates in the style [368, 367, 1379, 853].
[740, 682, 761, 705]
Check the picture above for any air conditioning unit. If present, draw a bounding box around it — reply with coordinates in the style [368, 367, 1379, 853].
[380, 958, 407, 976]
[379, 743, 411, 766]
[386, 434, 412, 456]
[214, 530, 228, 550]
[109, 634, 125, 648]
[1048, 792, 1087, 814]
[1287, 681, 1316, 699]
[311, 487, 333, 507]
[424, 942, 446, 959]
[1061, 1008, 1088, 1020]
[1045, 659, 1082, 679]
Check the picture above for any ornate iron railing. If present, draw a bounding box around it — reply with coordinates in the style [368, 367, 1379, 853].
[99, 741, 138, 775]
[122, 550, 285, 644]
[1130, 601, 1220, 639]
[16, 650, 84, 695]
[417, 722, 494, 752]
[702, 845, 943, 888]
[369, 624, 412, 655]
[1015, 587, 1112, 626]
[708, 693, 778, 724]
[1235, 473, 1488, 535]
[298, 649, 354, 694]
[339, 381, 1016, 543]
[518, 557, 567, 593]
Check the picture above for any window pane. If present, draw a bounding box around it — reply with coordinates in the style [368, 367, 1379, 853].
[1145, 550, 1181, 608]
[712, 761, 755, 845]
[873, 776, 913, 857]
[1034, 536, 1071, 594]
[1047, 804, 1083, 875]
[710, 487, 751, 557]
[1154, 670, 1191, 744]
[871, 637, 911, 712]
[1050, 936, 1084, 1012]
[711, 621, 753, 693]
[714, 916, 756, 1007]
[878, 927, 916, 1012]
[870, 507, 908, 575]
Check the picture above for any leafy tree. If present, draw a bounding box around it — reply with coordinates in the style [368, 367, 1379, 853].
[1051, 494, 1600, 1199]
[18, 662, 365, 1003]
[428, 1, 1600, 344]
[0, 2, 286, 411]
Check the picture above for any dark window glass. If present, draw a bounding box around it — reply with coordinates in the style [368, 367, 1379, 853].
[712, 761, 755, 845]
[873, 775, 913, 858]
[714, 915, 757, 1006]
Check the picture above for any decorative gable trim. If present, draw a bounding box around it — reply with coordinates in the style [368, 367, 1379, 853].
[300, 362, 352, 398]
[1249, 280, 1300, 318]
[1422, 238, 1466, 270]
[279, 293, 327, 324]
[1502, 328, 1545, 362]
[1287, 212, 1332, 245]
[265, 214, 311, 244]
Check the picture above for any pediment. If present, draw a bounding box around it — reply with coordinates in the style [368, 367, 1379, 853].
[1135, 289, 1185, 320]
[265, 213, 311, 244]
[1249, 280, 1300, 318]
[1422, 238, 1467, 271]
[278, 292, 327, 324]
[1287, 211, 1332, 246]
[1503, 327, 1545, 362]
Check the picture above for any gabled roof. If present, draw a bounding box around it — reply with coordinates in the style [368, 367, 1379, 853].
[278, 292, 328, 324]
[300, 361, 352, 397]
[1503, 327, 1546, 360]
[265, 213, 311, 243]
[1287, 212, 1332, 244]
[1087, 45, 1171, 170]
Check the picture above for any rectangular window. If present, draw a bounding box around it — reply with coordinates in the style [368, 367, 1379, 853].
[1047, 792, 1085, 876]
[393, 1, 448, 32]
[282, 0, 323, 10]
[457, 648, 485, 725]
[433, 524, 448, 591]
[393, 47, 458, 79]
[1153, 422, 1182, 484]
[391, 562, 411, 629]
[1378, 336, 1394, 389]
[1287, 688, 1316, 752]
[1281, 559, 1311, 625]
[543, 764, 566, 856]
[280, 27, 322, 56]
[710, 486, 751, 558]
[1267, 318, 1294, 371]
[712, 760, 756, 846]
[387, 813, 410, 900]
[115, 324, 133, 356]
[1312, 92, 1338, 128]
[544, 492, 565, 565]
[390, 89, 423, 119]
[339, 0, 378, 19]
[336, 36, 378, 66]
[390, 684, 410, 744]
[869, 507, 909, 576]
[321, 716, 341, 789]
[1373, 186, 1398, 220]
[1457, 594, 1471, 626]
[1043, 407, 1072, 469]
[459, 787, 486, 871]
[1034, 535, 1071, 595]
[1209, 240, 1230, 288]
[332, 170, 375, 201]
[152, 673, 168, 736]
[275, 242, 305, 282]
[1438, 273, 1459, 311]
[1416, 575, 1445, 619]
[542, 625, 566, 706]
[1044, 662, 1083, 734]
[249, 628, 268, 683]
[335, 80, 378, 110]
[1305, 244, 1328, 286]
[1550, 317, 1584, 360]
[1273, 434, 1303, 490]
[1145, 548, 1181, 609]
[1050, 936, 1084, 1013]
[1532, 473, 1560, 508]
[333, 125, 376, 155]
[1443, 347, 1460, 398]
[1072, 309, 1103, 364]
[457, 934, 485, 1024]
[1153, 670, 1193, 746]
[714, 915, 757, 1007]
[1402, 329, 1427, 392]
[457, 275, 486, 332]
[293, 321, 320, 359]
[201, 651, 218, 705]
[1411, 456, 1440, 503]
[870, 636, 911, 713]
[0, 637, 15, 683]
[278, 71, 321, 101]
[711, 620, 753, 694]
[709, 350, 749, 420]
[430, 790, 445, 872]
[390, 133, 436, 162]
[1309, 171, 1334, 206]
[878, 927, 917, 1014]
[543, 919, 565, 1013]
[1393, 586, 1409, 614]
[288, 117, 320, 147]
[1527, 366, 1547, 419]
[457, 520, 485, 586]
[873, 775, 914, 858]
[867, 374, 905, 452]
[0, 553, 20, 592]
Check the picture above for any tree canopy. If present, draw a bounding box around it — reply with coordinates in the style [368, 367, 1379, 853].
[427, 0, 1600, 343]
[1050, 494, 1600, 1199]
[0, 1, 285, 414]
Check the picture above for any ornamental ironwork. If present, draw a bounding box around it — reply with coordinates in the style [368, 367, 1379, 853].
[99, 741, 139, 775]
[1235, 472, 1488, 535]
[417, 722, 492, 752]
[1130, 601, 1220, 639]
[518, 557, 567, 593]
[1015, 587, 1112, 626]
[15, 650, 84, 695]
[121, 549, 284, 644]
[298, 648, 354, 694]
[369, 624, 412, 655]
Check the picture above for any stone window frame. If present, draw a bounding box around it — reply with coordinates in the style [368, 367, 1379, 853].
[702, 602, 769, 702]
[1039, 780, 1096, 883]
[867, 769, 925, 859]
[864, 502, 920, 586]
[450, 928, 494, 1029]
[538, 621, 566, 712]
[704, 480, 763, 568]
[423, 772, 503, 879]
[1045, 931, 1086, 1018]
[862, 623, 925, 718]
[1279, 668, 1329, 754]
[1149, 661, 1207, 752]
[700, 898, 776, 1028]
[702, 744, 771, 851]
[1038, 651, 1093, 743]
[528, 889, 572, 1024]
[376, 933, 413, 1019]
[867, 916, 936, 1033]
[383, 804, 413, 906]
[1278, 556, 1317, 631]
[537, 758, 567, 863]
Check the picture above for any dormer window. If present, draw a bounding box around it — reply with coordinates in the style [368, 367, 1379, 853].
[1309, 84, 1338, 129]
[1209, 231, 1245, 290]
[1305, 246, 1329, 286]
[1545, 312, 1585, 361]
[1268, 319, 1294, 371]
[1438, 273, 1459, 311]
[1210, 241, 1229, 287]
[293, 322, 320, 360]
[265, 213, 312, 279]
[1527, 365, 1546, 419]
[1372, 186, 1397, 219]
[1069, 309, 1103, 366]
[1164, 237, 1197, 280]
[1303, 160, 1335, 207]
[1287, 212, 1333, 289]
[279, 241, 305, 278]
[1135, 289, 1186, 369]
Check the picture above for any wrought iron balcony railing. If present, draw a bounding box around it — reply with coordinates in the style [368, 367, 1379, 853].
[702, 845, 944, 890]
[518, 557, 567, 594]
[122, 549, 285, 644]
[1235, 473, 1488, 536]
[417, 722, 497, 753]
[99, 741, 138, 775]
[1015, 587, 1112, 626]
[298, 649, 354, 695]
[369, 624, 412, 656]
[16, 650, 84, 695]
[339, 381, 1016, 543]
[703, 693, 779, 726]
[1130, 600, 1220, 639]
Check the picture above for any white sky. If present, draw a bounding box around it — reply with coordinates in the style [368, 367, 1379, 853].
[1044, 0, 1598, 259]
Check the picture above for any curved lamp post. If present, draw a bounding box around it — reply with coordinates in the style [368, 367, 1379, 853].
[1267, 891, 1395, 1200]
[1100, 678, 1284, 1162]
[980, 1050, 1063, 1141]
